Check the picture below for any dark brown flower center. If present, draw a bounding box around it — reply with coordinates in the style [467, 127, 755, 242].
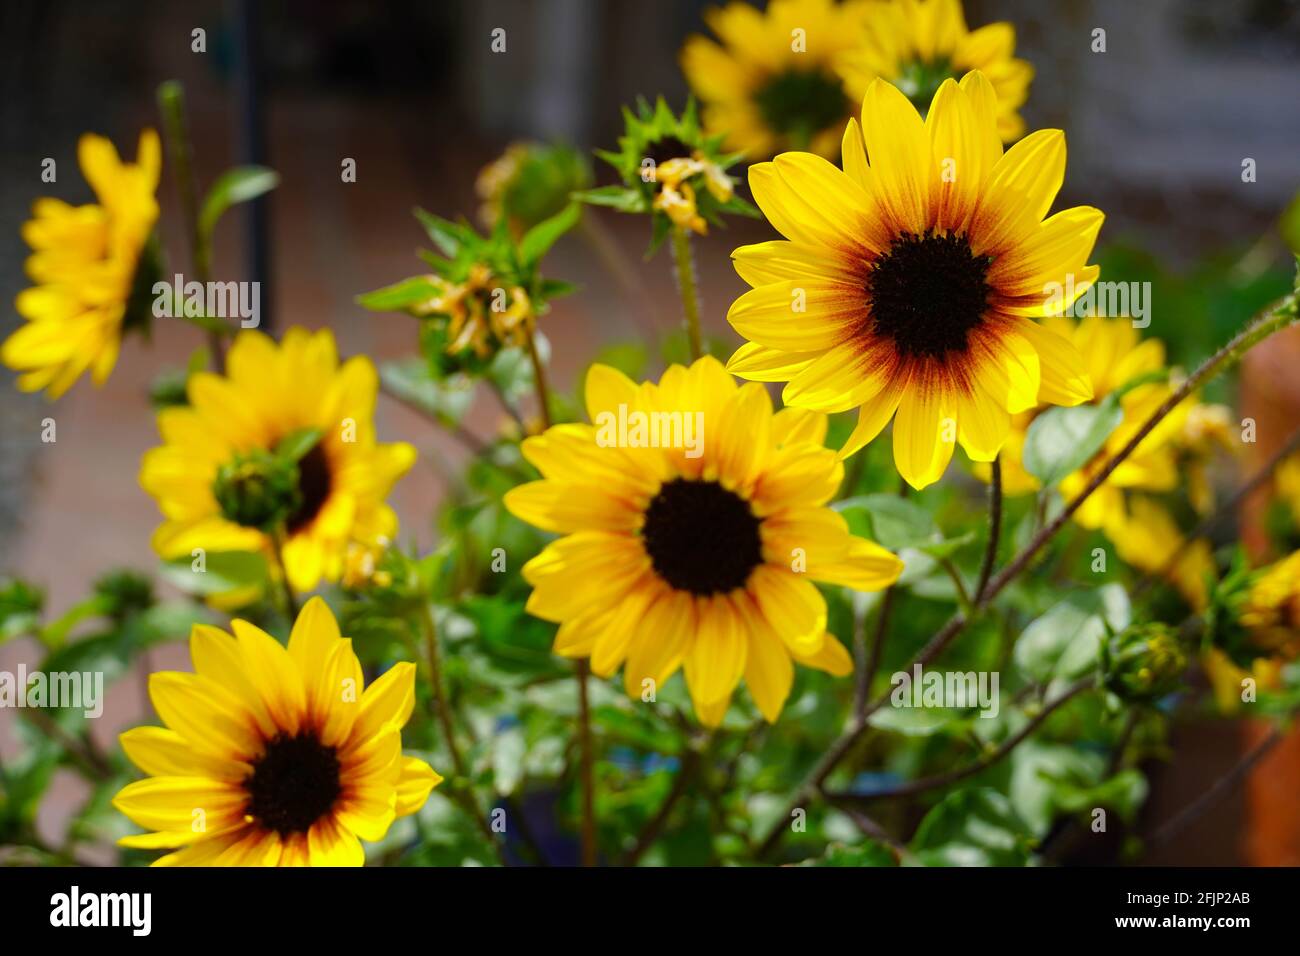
[644, 135, 695, 168]
[286, 443, 333, 534]
[641, 478, 763, 596]
[753, 68, 850, 146]
[245, 732, 342, 836]
[866, 230, 993, 360]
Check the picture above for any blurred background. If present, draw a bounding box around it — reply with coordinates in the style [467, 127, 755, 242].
[1, 0, 1298, 864]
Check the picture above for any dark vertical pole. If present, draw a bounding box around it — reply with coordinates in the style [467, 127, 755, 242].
[232, 0, 271, 331]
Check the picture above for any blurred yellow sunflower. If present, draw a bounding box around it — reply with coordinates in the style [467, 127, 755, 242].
[1238, 550, 1300, 657]
[1204, 551, 1300, 712]
[976, 315, 1181, 520]
[2, 130, 160, 398]
[1107, 496, 1215, 612]
[728, 72, 1099, 489]
[681, 0, 870, 159]
[140, 328, 416, 593]
[504, 356, 903, 726]
[1275, 453, 1300, 524]
[114, 597, 442, 865]
[838, 0, 1033, 142]
[972, 315, 1211, 604]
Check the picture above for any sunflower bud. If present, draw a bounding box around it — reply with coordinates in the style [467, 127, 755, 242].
[212, 449, 301, 532]
[1103, 622, 1188, 702]
[93, 569, 155, 621]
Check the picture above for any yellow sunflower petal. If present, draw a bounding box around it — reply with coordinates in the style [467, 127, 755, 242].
[892, 376, 959, 490]
[395, 756, 443, 817]
[790, 633, 854, 676]
[684, 595, 748, 706]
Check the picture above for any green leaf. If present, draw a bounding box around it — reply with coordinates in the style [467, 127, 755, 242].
[1014, 584, 1130, 683]
[159, 551, 269, 596]
[518, 202, 580, 265]
[275, 427, 323, 464]
[799, 840, 898, 867]
[1022, 396, 1123, 486]
[484, 345, 535, 408]
[836, 494, 933, 550]
[198, 166, 279, 241]
[867, 705, 965, 737]
[910, 788, 1035, 866]
[355, 276, 441, 312]
[574, 185, 648, 213]
[413, 208, 470, 258]
[538, 278, 577, 301]
[380, 359, 475, 426]
[39, 596, 111, 649]
[836, 495, 968, 559]
[38, 602, 209, 711]
[1009, 741, 1148, 835]
[916, 529, 976, 560]
[0, 578, 44, 644]
[491, 725, 527, 795]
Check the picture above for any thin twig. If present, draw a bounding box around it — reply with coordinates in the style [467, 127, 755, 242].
[974, 455, 1002, 602]
[575, 659, 597, 866]
[825, 679, 1093, 803]
[1147, 726, 1284, 849]
[824, 798, 907, 860]
[23, 710, 113, 781]
[622, 742, 703, 866]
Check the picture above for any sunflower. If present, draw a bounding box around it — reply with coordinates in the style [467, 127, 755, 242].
[504, 356, 903, 726]
[727, 72, 1099, 490]
[1203, 550, 1300, 712]
[140, 327, 416, 594]
[681, 0, 870, 159]
[113, 597, 442, 865]
[1107, 496, 1215, 612]
[837, 0, 1033, 142]
[1238, 551, 1300, 657]
[974, 315, 1183, 523]
[1275, 453, 1300, 527]
[2, 130, 160, 398]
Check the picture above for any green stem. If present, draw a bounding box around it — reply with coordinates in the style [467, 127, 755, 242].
[268, 528, 299, 620]
[523, 323, 596, 862]
[416, 602, 509, 865]
[670, 227, 704, 361]
[157, 80, 227, 368]
[524, 328, 553, 432]
[575, 660, 597, 867]
[974, 455, 1002, 602]
[939, 558, 973, 615]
